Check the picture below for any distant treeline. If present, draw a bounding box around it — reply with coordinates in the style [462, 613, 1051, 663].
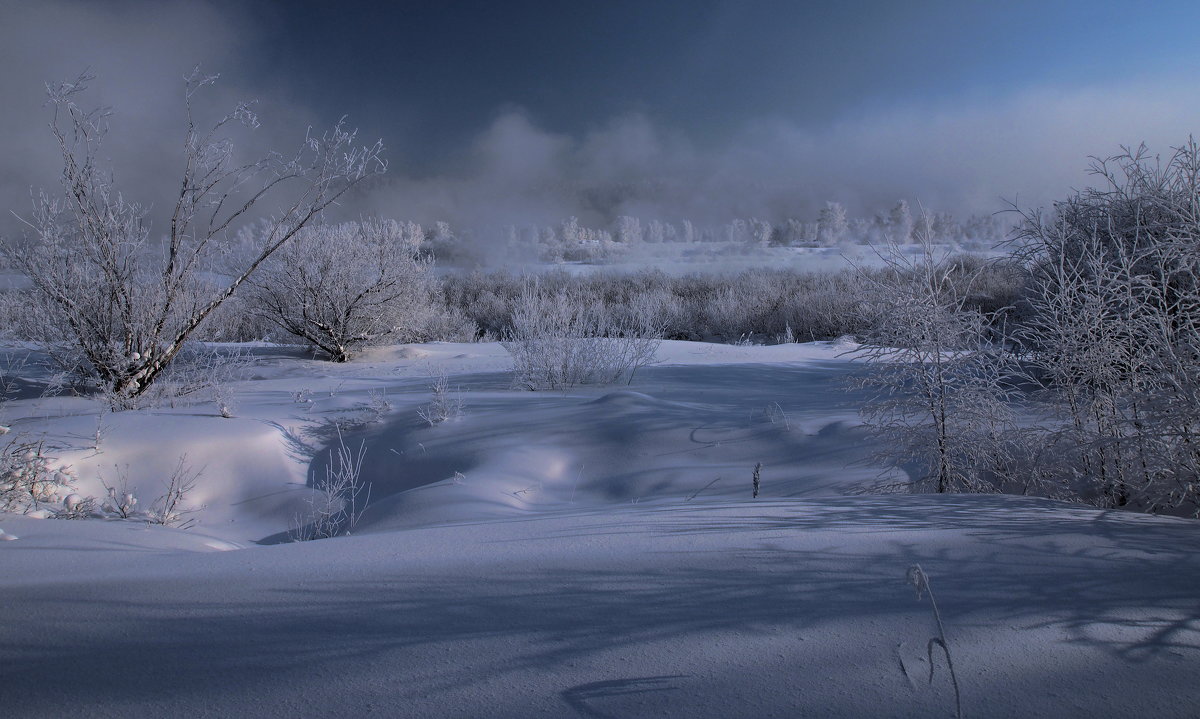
[413, 201, 1013, 265]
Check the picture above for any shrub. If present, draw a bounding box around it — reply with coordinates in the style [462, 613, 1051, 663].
[1011, 140, 1200, 512]
[417, 368, 464, 426]
[1, 70, 384, 406]
[502, 282, 661, 390]
[292, 431, 369, 540]
[0, 440, 76, 514]
[853, 235, 1018, 494]
[441, 267, 895, 345]
[249, 218, 447, 362]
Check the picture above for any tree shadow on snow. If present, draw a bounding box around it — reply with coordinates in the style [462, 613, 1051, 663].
[4, 496, 1200, 716]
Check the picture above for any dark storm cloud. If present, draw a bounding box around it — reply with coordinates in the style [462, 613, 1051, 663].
[4, 0, 1200, 244]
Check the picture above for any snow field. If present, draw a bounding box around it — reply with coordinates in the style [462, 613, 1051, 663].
[1, 339, 1199, 717]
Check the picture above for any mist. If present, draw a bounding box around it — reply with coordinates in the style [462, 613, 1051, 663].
[4, 0, 1200, 246]
[354, 79, 1200, 231]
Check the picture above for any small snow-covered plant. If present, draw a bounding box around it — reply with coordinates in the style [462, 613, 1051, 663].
[292, 430, 369, 541]
[0, 439, 75, 513]
[148, 456, 202, 529]
[503, 282, 660, 390]
[752, 462, 761, 498]
[214, 382, 235, 419]
[99, 469, 139, 519]
[332, 389, 392, 430]
[91, 411, 110, 452]
[54, 493, 96, 519]
[417, 368, 463, 426]
[906, 564, 962, 719]
[365, 389, 391, 421]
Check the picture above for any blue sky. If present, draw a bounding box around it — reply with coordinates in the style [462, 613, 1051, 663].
[232, 0, 1200, 163]
[3, 0, 1200, 227]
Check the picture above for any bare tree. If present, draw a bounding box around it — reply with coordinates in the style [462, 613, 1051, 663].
[2, 70, 385, 406]
[852, 227, 1017, 494]
[248, 218, 432, 362]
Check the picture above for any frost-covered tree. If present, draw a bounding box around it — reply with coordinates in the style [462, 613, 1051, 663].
[248, 219, 436, 362]
[615, 215, 642, 244]
[680, 219, 696, 244]
[724, 218, 750, 244]
[539, 225, 564, 263]
[774, 219, 806, 247]
[645, 219, 666, 244]
[748, 218, 774, 248]
[913, 210, 936, 245]
[889, 200, 914, 244]
[817, 201, 848, 246]
[2, 71, 384, 405]
[854, 224, 1016, 494]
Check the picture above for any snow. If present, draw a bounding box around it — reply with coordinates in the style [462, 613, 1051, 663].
[2, 339, 1199, 717]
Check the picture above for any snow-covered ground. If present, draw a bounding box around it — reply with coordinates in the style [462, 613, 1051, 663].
[2, 340, 1199, 717]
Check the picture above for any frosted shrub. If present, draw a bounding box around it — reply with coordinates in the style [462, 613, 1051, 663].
[1, 71, 383, 406]
[441, 268, 895, 344]
[853, 233, 1018, 494]
[54, 493, 96, 520]
[100, 474, 139, 519]
[418, 369, 464, 426]
[250, 219, 442, 362]
[1011, 140, 1200, 512]
[292, 431, 369, 540]
[0, 440, 76, 514]
[502, 283, 661, 390]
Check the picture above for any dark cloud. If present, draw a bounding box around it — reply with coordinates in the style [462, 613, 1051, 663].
[4, 0, 1199, 247]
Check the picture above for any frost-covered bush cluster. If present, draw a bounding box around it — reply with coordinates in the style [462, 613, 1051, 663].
[857, 140, 1200, 516]
[502, 282, 661, 390]
[0, 71, 384, 406]
[442, 264, 1016, 344]
[246, 218, 473, 362]
[0, 434, 202, 524]
[1007, 141, 1200, 512]
[0, 440, 75, 514]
